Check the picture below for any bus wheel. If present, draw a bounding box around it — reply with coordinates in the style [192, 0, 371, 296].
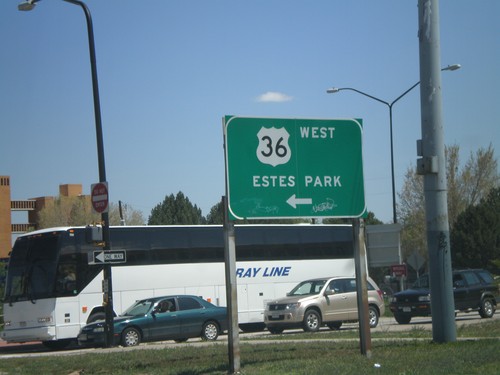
[122, 327, 141, 347]
[87, 312, 106, 323]
[239, 323, 266, 332]
[201, 321, 220, 341]
[42, 339, 72, 350]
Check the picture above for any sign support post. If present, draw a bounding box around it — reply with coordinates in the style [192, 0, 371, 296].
[353, 218, 372, 357]
[91, 181, 113, 348]
[222, 196, 240, 373]
[222, 118, 241, 373]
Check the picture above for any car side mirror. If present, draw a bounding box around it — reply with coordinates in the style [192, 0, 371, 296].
[151, 307, 160, 316]
[324, 290, 335, 296]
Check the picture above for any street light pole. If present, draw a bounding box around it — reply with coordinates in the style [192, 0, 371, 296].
[18, 0, 114, 348]
[326, 64, 460, 224]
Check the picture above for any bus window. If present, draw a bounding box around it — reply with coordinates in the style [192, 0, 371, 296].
[56, 264, 77, 295]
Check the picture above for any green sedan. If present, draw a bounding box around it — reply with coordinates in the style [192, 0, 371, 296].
[77, 295, 228, 347]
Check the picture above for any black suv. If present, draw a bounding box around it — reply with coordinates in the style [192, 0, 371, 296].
[390, 269, 498, 324]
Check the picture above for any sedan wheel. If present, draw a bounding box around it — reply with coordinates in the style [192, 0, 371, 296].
[201, 321, 220, 341]
[122, 327, 141, 347]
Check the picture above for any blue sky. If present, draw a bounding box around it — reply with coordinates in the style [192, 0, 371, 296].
[1, 0, 499, 226]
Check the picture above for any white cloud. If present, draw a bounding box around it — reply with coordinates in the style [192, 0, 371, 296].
[256, 91, 293, 103]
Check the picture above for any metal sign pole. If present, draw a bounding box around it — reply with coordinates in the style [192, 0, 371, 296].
[223, 196, 241, 373]
[353, 218, 372, 357]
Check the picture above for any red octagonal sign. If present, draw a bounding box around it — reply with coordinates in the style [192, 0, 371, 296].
[390, 264, 407, 277]
[91, 182, 109, 214]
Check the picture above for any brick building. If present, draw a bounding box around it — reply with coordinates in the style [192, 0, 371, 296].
[0, 176, 84, 258]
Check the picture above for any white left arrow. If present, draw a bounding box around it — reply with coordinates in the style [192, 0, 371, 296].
[95, 251, 105, 263]
[286, 194, 312, 209]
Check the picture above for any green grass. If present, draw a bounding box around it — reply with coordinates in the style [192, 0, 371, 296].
[0, 320, 499, 374]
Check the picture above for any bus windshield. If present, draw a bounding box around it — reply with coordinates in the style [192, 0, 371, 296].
[4, 229, 102, 302]
[5, 231, 60, 302]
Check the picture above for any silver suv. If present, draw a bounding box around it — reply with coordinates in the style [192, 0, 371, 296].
[265, 276, 385, 334]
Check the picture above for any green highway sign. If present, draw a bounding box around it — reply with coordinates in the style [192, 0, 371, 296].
[223, 116, 365, 220]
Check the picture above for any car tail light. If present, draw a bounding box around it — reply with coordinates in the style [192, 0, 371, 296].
[377, 289, 383, 300]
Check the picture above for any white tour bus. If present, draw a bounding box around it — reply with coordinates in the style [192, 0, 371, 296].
[2, 224, 356, 349]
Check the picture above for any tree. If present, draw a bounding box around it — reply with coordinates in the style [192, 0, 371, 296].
[206, 200, 224, 224]
[397, 144, 499, 267]
[108, 202, 145, 226]
[451, 187, 500, 273]
[446, 144, 499, 227]
[37, 196, 144, 228]
[148, 191, 204, 225]
[323, 211, 382, 225]
[38, 195, 100, 228]
[364, 211, 384, 225]
[397, 167, 427, 265]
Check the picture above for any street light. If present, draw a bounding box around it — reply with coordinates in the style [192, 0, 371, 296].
[18, 0, 37, 11]
[326, 64, 461, 224]
[18, 0, 114, 348]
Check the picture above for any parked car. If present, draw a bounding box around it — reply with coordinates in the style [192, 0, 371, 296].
[389, 269, 498, 324]
[264, 276, 385, 334]
[78, 295, 227, 347]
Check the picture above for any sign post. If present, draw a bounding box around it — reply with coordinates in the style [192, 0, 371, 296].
[353, 218, 371, 357]
[222, 196, 240, 373]
[91, 182, 113, 348]
[224, 116, 365, 219]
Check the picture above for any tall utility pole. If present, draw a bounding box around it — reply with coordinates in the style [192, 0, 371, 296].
[417, 0, 456, 343]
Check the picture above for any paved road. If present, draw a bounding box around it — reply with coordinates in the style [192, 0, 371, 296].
[374, 311, 499, 332]
[0, 311, 497, 358]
